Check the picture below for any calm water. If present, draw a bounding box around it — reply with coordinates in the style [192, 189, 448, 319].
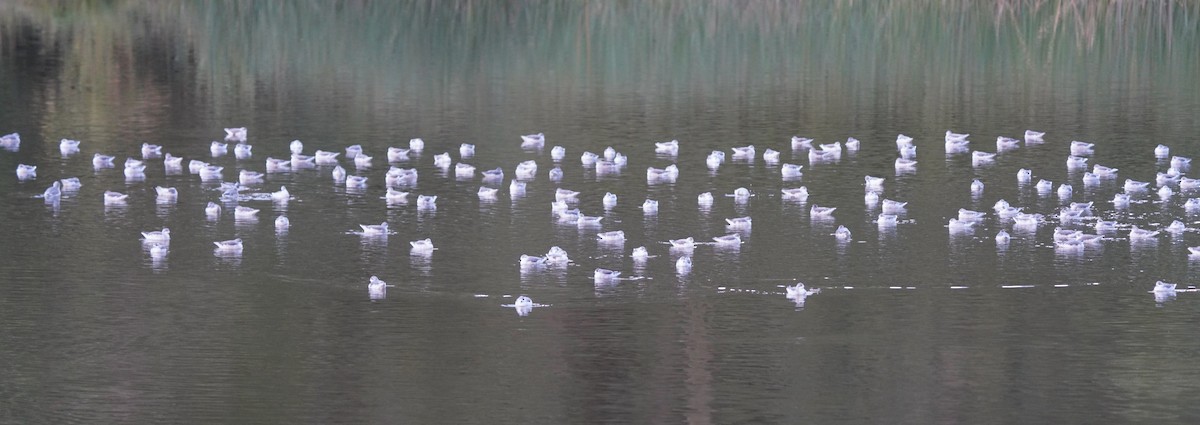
[2, 1, 1200, 423]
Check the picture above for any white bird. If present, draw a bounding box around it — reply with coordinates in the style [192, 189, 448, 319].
[368, 276, 388, 298]
[712, 234, 742, 245]
[895, 158, 917, 172]
[162, 153, 184, 169]
[59, 177, 81, 191]
[0, 132, 20, 150]
[1172, 156, 1192, 170]
[958, 209, 986, 221]
[409, 138, 425, 152]
[655, 140, 679, 156]
[670, 237, 696, 250]
[731, 145, 755, 159]
[1024, 130, 1045, 143]
[265, 157, 290, 173]
[726, 216, 752, 230]
[972, 151, 997, 165]
[433, 153, 452, 167]
[602, 192, 618, 209]
[354, 153, 373, 169]
[142, 228, 171, 242]
[515, 160, 538, 179]
[155, 186, 178, 202]
[346, 175, 368, 188]
[945, 130, 969, 142]
[970, 179, 984, 194]
[593, 268, 621, 282]
[1066, 156, 1088, 169]
[205, 202, 221, 216]
[385, 188, 410, 205]
[698, 192, 715, 206]
[93, 153, 116, 168]
[271, 186, 290, 202]
[1036, 179, 1053, 193]
[42, 181, 61, 200]
[234, 206, 259, 220]
[555, 188, 581, 203]
[580, 151, 599, 165]
[1057, 184, 1073, 200]
[410, 238, 435, 253]
[315, 150, 340, 165]
[210, 141, 228, 157]
[1124, 179, 1150, 192]
[141, 143, 163, 158]
[996, 136, 1020, 151]
[290, 140, 304, 154]
[482, 168, 504, 181]
[551, 146, 566, 161]
[877, 214, 899, 227]
[597, 231, 626, 242]
[1112, 193, 1131, 208]
[104, 191, 129, 205]
[646, 165, 679, 183]
[676, 256, 693, 273]
[520, 133, 545, 149]
[387, 147, 410, 162]
[234, 143, 252, 159]
[786, 282, 820, 301]
[881, 199, 907, 214]
[835, 225, 851, 240]
[149, 243, 169, 259]
[1155, 144, 1170, 158]
[641, 199, 659, 214]
[1166, 220, 1187, 234]
[1154, 281, 1177, 293]
[1129, 225, 1159, 240]
[782, 187, 809, 201]
[548, 167, 564, 181]
[632, 246, 650, 260]
[360, 222, 389, 235]
[791, 136, 813, 150]
[455, 163, 476, 178]
[864, 176, 885, 192]
[545, 246, 569, 265]
[275, 216, 290, 230]
[239, 170, 265, 185]
[16, 164, 36, 180]
[478, 187, 499, 200]
[763, 149, 781, 164]
[343, 144, 363, 159]
[781, 163, 804, 179]
[509, 181, 526, 198]
[845, 137, 861, 151]
[1017, 168, 1032, 183]
[996, 230, 1011, 244]
[224, 127, 247, 142]
[331, 165, 347, 182]
[948, 218, 977, 232]
[1070, 141, 1095, 156]
[59, 138, 81, 155]
[214, 238, 244, 253]
[417, 195, 437, 209]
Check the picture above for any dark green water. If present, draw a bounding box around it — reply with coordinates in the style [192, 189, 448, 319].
[1, 1, 1199, 423]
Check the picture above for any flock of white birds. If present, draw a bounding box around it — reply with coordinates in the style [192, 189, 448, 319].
[2, 126, 1189, 311]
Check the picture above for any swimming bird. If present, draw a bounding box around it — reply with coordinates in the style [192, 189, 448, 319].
[1172, 156, 1192, 170]
[655, 140, 679, 156]
[1057, 184, 1073, 200]
[1158, 172, 1181, 187]
[234, 206, 259, 220]
[410, 239, 435, 253]
[713, 234, 742, 245]
[864, 176, 885, 192]
[632, 246, 650, 260]
[597, 231, 626, 242]
[521, 133, 545, 149]
[433, 153, 452, 168]
[155, 186, 178, 202]
[580, 151, 599, 166]
[142, 228, 171, 243]
[387, 147, 410, 162]
[59, 177, 81, 191]
[104, 191, 129, 205]
[417, 195, 437, 210]
[945, 138, 970, 153]
[383, 188, 409, 205]
[0, 132, 20, 150]
[782, 187, 809, 201]
[275, 216, 290, 230]
[731, 145, 755, 159]
[899, 145, 916, 159]
[290, 140, 304, 154]
[948, 218, 977, 232]
[42, 181, 61, 200]
[670, 237, 696, 250]
[996, 136, 1020, 151]
[368, 276, 388, 298]
[16, 164, 36, 180]
[210, 141, 228, 157]
[234, 143, 252, 159]
[314, 150, 340, 165]
[594, 268, 621, 282]
[515, 160, 538, 179]
[958, 209, 986, 221]
[646, 165, 679, 183]
[945, 130, 969, 142]
[328, 165, 347, 182]
[141, 143, 162, 158]
[339, 144, 361, 159]
[1094, 221, 1118, 232]
[894, 158, 917, 172]
[1066, 156, 1088, 169]
[93, 153, 116, 168]
[555, 188, 581, 203]
[548, 167, 564, 181]
[881, 200, 907, 214]
[1159, 186, 1174, 200]
[214, 238, 244, 254]
[223, 127, 247, 142]
[785, 282, 820, 305]
[603, 192, 618, 209]
[409, 138, 425, 152]
[477, 186, 500, 201]
[603, 146, 617, 161]
[265, 157, 290, 173]
[791, 136, 813, 150]
[1155, 144, 1170, 158]
[354, 153, 373, 169]
[59, 138, 80, 155]
[1035, 179, 1053, 194]
[551, 146, 566, 161]
[148, 243, 169, 259]
[835, 225, 851, 240]
[205, 202, 221, 217]
[271, 186, 290, 202]
[781, 164, 804, 179]
[1017, 168, 1032, 183]
[1129, 226, 1159, 240]
[641, 199, 659, 214]
[1093, 165, 1118, 178]
[519, 255, 547, 268]
[676, 256, 693, 274]
[161, 153, 184, 169]
[1024, 130, 1045, 143]
[706, 152, 723, 170]
[970, 179, 984, 194]
[846, 137, 861, 151]
[1166, 220, 1187, 234]
[972, 151, 997, 166]
[346, 175, 368, 188]
[763, 149, 781, 164]
[1154, 281, 1177, 293]
[864, 191, 879, 206]
[1124, 179, 1150, 192]
[360, 221, 389, 235]
[290, 153, 316, 169]
[698, 192, 716, 206]
[877, 214, 899, 227]
[1112, 193, 1131, 208]
[1070, 141, 1095, 156]
[509, 181, 526, 198]
[198, 165, 223, 180]
[732, 187, 752, 202]
[454, 163, 477, 178]
[239, 170, 265, 185]
[544, 246, 569, 265]
[726, 216, 753, 230]
[995, 230, 1011, 244]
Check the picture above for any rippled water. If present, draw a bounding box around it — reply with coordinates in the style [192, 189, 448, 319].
[2, 2, 1200, 423]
